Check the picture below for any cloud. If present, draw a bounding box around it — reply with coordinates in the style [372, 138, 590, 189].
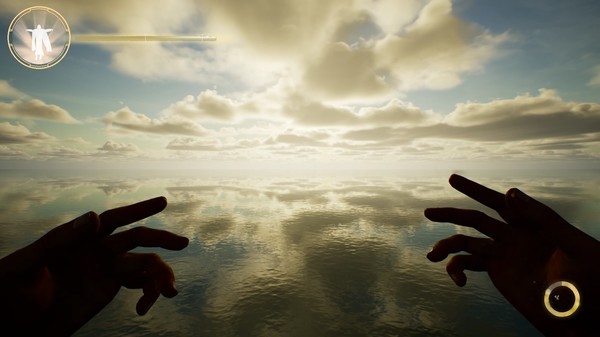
[0, 122, 55, 144]
[100, 85, 599, 165]
[0, 0, 507, 99]
[588, 64, 600, 87]
[165, 90, 238, 122]
[355, 0, 425, 35]
[108, 44, 224, 83]
[200, 0, 348, 58]
[0, 80, 27, 99]
[283, 93, 436, 127]
[97, 140, 140, 153]
[0, 145, 30, 159]
[166, 137, 261, 151]
[343, 89, 600, 144]
[445, 89, 575, 126]
[301, 42, 391, 100]
[166, 137, 222, 151]
[103, 107, 208, 136]
[372, 0, 508, 91]
[0, 99, 78, 123]
[301, 0, 508, 100]
[266, 132, 330, 147]
[360, 99, 438, 125]
[38, 147, 86, 158]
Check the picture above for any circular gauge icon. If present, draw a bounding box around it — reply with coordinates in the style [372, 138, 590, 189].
[544, 281, 581, 318]
[7, 6, 71, 69]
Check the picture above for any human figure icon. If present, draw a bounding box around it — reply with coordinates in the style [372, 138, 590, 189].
[26, 24, 53, 61]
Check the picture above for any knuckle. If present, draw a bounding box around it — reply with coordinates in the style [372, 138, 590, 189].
[449, 234, 467, 241]
[446, 254, 467, 270]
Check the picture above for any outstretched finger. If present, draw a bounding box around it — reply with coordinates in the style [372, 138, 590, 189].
[448, 174, 518, 224]
[507, 188, 600, 258]
[103, 226, 189, 254]
[446, 254, 487, 287]
[424, 207, 507, 239]
[98, 196, 167, 236]
[427, 234, 495, 262]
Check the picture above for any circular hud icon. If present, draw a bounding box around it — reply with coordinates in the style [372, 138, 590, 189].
[7, 6, 71, 69]
[544, 281, 581, 318]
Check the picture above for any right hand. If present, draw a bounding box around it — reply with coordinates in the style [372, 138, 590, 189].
[425, 175, 600, 337]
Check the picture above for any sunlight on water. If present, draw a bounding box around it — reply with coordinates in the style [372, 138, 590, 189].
[0, 169, 598, 336]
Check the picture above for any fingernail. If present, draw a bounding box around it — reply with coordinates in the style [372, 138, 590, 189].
[73, 212, 91, 229]
[510, 188, 530, 203]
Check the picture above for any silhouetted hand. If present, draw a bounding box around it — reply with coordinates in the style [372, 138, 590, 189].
[425, 174, 600, 337]
[0, 196, 189, 337]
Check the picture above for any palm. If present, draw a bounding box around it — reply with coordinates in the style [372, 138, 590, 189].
[487, 226, 556, 318]
[43, 241, 123, 329]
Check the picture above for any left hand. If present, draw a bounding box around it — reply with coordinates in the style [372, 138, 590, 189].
[0, 196, 189, 337]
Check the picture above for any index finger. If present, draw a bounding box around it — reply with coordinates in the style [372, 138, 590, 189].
[98, 196, 167, 236]
[449, 174, 505, 212]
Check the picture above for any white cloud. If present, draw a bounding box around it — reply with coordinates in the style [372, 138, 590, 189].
[166, 137, 223, 151]
[301, 0, 508, 100]
[301, 42, 391, 100]
[165, 90, 238, 122]
[103, 107, 208, 136]
[355, 0, 425, 34]
[1, 1, 596, 167]
[283, 92, 437, 127]
[0, 99, 78, 123]
[166, 137, 261, 151]
[0, 80, 27, 99]
[343, 89, 600, 144]
[266, 131, 331, 147]
[0, 0, 507, 99]
[444, 89, 581, 126]
[0, 122, 55, 144]
[97, 140, 140, 153]
[39, 147, 86, 158]
[588, 64, 600, 87]
[0, 145, 30, 159]
[372, 0, 509, 92]
[199, 0, 348, 58]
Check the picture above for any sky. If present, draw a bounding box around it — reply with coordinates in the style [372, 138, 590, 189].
[0, 0, 599, 170]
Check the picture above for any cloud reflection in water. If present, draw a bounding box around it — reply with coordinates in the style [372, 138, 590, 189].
[1, 171, 597, 336]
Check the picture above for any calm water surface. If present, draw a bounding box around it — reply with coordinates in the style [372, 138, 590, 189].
[1, 170, 598, 337]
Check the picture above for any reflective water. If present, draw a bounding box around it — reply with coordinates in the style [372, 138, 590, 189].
[0, 170, 598, 336]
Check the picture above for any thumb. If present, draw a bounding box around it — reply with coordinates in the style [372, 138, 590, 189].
[1, 212, 100, 275]
[505, 188, 600, 258]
